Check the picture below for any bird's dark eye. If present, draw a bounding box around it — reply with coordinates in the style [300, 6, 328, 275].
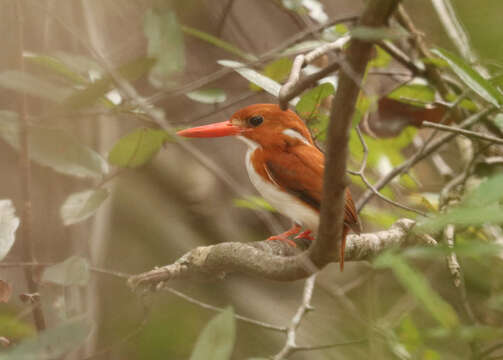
[248, 115, 264, 127]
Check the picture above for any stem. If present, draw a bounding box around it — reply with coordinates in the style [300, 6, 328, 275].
[15, 0, 46, 331]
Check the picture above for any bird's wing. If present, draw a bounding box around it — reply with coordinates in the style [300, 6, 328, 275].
[264, 144, 361, 233]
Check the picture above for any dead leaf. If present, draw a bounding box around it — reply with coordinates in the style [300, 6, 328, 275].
[0, 279, 12, 303]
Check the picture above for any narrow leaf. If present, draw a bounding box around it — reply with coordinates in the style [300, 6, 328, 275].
[190, 307, 235, 360]
[108, 128, 170, 168]
[182, 26, 255, 61]
[0, 317, 91, 360]
[0, 111, 109, 179]
[374, 252, 459, 329]
[350, 26, 408, 41]
[42, 256, 90, 286]
[0, 71, 70, 102]
[0, 200, 20, 261]
[25, 53, 88, 85]
[60, 188, 109, 226]
[432, 48, 503, 107]
[186, 89, 227, 104]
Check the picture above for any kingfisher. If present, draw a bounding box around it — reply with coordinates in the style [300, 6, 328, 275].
[177, 104, 361, 270]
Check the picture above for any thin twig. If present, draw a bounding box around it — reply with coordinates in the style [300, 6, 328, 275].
[422, 121, 503, 145]
[293, 338, 367, 352]
[356, 107, 494, 212]
[273, 274, 317, 359]
[15, 0, 46, 332]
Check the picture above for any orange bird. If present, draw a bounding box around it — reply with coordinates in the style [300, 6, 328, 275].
[177, 104, 361, 270]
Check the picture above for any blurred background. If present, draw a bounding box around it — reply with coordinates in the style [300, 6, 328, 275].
[1, 0, 503, 359]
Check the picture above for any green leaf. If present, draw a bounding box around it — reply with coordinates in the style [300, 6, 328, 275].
[60, 188, 109, 226]
[144, 9, 185, 77]
[186, 89, 227, 104]
[417, 174, 503, 233]
[182, 26, 255, 62]
[25, 53, 88, 85]
[63, 57, 155, 109]
[0, 71, 70, 102]
[250, 58, 293, 91]
[387, 81, 436, 106]
[0, 200, 19, 262]
[42, 256, 90, 287]
[0, 314, 35, 341]
[374, 252, 459, 329]
[0, 317, 91, 360]
[432, 48, 503, 107]
[0, 111, 109, 179]
[369, 45, 392, 68]
[190, 307, 235, 360]
[233, 196, 276, 212]
[295, 83, 334, 120]
[350, 26, 409, 41]
[108, 128, 170, 168]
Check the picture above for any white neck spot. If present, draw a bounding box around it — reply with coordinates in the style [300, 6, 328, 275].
[282, 129, 312, 146]
[237, 135, 260, 150]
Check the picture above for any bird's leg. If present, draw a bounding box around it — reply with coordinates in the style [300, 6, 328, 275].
[294, 229, 315, 241]
[267, 223, 301, 247]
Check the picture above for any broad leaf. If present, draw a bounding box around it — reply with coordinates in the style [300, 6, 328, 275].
[186, 89, 227, 104]
[108, 128, 170, 168]
[190, 307, 235, 360]
[41, 256, 90, 287]
[0, 111, 109, 179]
[375, 252, 459, 329]
[182, 26, 255, 61]
[60, 188, 109, 226]
[0, 317, 91, 360]
[0, 200, 19, 261]
[144, 9, 185, 78]
[387, 81, 436, 107]
[295, 82, 334, 120]
[0, 71, 70, 102]
[432, 48, 503, 107]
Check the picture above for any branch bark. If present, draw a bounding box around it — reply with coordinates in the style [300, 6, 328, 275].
[128, 218, 430, 289]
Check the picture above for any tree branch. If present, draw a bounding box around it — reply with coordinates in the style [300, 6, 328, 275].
[128, 218, 430, 289]
[315, 0, 400, 266]
[422, 121, 503, 145]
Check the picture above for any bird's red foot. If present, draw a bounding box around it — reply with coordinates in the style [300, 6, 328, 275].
[294, 229, 315, 241]
[267, 224, 301, 247]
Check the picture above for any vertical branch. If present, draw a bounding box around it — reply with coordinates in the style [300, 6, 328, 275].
[312, 0, 400, 265]
[15, 1, 46, 331]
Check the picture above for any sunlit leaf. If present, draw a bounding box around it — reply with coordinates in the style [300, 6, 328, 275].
[60, 188, 109, 226]
[144, 9, 185, 77]
[250, 58, 293, 91]
[432, 48, 503, 107]
[0, 111, 109, 179]
[190, 307, 235, 360]
[375, 252, 459, 329]
[63, 57, 155, 109]
[218, 60, 283, 100]
[0, 316, 91, 360]
[0, 200, 19, 262]
[351, 26, 409, 41]
[0, 71, 70, 102]
[369, 45, 392, 68]
[42, 256, 90, 287]
[186, 89, 227, 104]
[108, 128, 170, 168]
[387, 81, 436, 107]
[233, 196, 276, 212]
[295, 83, 334, 120]
[182, 26, 255, 61]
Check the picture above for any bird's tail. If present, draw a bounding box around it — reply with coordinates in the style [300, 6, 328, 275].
[340, 226, 349, 272]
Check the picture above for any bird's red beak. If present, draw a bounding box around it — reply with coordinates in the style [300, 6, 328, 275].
[177, 121, 242, 138]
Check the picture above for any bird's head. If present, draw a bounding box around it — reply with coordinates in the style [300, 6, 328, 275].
[176, 104, 314, 148]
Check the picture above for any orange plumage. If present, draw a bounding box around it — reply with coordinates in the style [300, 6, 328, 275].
[177, 104, 361, 270]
